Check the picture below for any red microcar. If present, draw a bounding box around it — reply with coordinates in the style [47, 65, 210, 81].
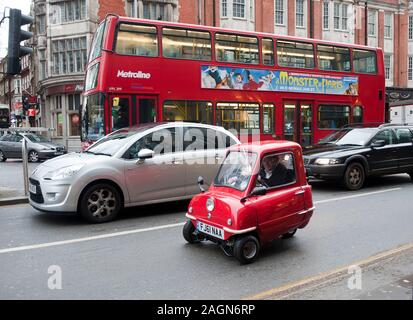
[183, 141, 314, 264]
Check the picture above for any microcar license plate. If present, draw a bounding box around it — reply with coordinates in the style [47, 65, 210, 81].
[197, 221, 224, 240]
[29, 183, 37, 194]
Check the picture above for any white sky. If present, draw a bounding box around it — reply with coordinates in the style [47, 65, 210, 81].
[0, 0, 32, 58]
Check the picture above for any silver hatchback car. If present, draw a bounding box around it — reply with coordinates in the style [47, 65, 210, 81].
[29, 122, 240, 223]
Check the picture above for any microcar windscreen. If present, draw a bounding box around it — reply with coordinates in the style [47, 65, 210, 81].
[214, 151, 258, 191]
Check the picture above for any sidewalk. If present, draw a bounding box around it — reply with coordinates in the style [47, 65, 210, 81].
[0, 186, 28, 206]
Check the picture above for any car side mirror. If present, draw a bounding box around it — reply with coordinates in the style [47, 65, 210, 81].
[137, 148, 154, 160]
[197, 176, 205, 193]
[241, 186, 267, 203]
[371, 140, 386, 148]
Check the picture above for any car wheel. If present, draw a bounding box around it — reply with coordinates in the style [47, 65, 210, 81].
[233, 235, 260, 265]
[182, 220, 199, 244]
[79, 183, 121, 223]
[343, 162, 365, 190]
[0, 150, 6, 162]
[28, 150, 39, 163]
[281, 228, 297, 239]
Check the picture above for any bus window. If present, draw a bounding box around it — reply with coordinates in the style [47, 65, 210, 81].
[115, 24, 158, 57]
[317, 45, 350, 72]
[216, 102, 260, 134]
[353, 49, 377, 74]
[262, 38, 274, 66]
[353, 106, 363, 124]
[262, 104, 274, 134]
[163, 100, 213, 124]
[277, 40, 314, 69]
[85, 62, 99, 91]
[89, 21, 106, 63]
[81, 93, 105, 141]
[162, 28, 211, 60]
[215, 33, 259, 64]
[318, 105, 350, 129]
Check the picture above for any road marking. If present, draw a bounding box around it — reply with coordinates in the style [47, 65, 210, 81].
[314, 187, 401, 204]
[0, 187, 404, 254]
[244, 242, 413, 300]
[0, 222, 185, 254]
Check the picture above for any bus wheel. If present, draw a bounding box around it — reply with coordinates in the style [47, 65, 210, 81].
[79, 183, 121, 223]
[343, 162, 365, 190]
[233, 235, 260, 265]
[0, 150, 6, 162]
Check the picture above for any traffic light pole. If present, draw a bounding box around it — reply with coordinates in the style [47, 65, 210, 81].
[21, 137, 29, 196]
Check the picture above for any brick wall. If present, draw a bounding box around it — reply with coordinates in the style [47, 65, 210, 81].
[98, 0, 126, 22]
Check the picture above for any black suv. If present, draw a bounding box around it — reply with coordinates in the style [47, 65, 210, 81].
[303, 124, 413, 190]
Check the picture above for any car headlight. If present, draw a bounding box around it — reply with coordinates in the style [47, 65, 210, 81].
[46, 163, 85, 180]
[206, 197, 215, 212]
[314, 158, 340, 165]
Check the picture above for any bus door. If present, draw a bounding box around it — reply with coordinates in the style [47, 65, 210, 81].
[110, 95, 132, 132]
[135, 96, 157, 124]
[283, 101, 313, 146]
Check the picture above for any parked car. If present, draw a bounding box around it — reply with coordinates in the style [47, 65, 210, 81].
[183, 140, 314, 264]
[0, 132, 66, 162]
[303, 124, 413, 190]
[29, 122, 240, 223]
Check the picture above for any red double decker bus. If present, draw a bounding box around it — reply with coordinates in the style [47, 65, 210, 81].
[81, 14, 385, 148]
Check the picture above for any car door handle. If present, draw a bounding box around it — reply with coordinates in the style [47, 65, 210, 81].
[295, 190, 305, 196]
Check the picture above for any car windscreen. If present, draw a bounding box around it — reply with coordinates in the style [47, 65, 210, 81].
[214, 151, 258, 191]
[319, 128, 376, 146]
[24, 133, 49, 143]
[85, 130, 137, 156]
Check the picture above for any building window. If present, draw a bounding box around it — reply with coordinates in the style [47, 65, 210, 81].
[38, 49, 46, 80]
[55, 112, 63, 136]
[50, 0, 86, 24]
[409, 16, 413, 40]
[323, 1, 329, 30]
[341, 4, 348, 30]
[368, 10, 376, 36]
[249, 0, 254, 20]
[409, 56, 413, 81]
[333, 3, 340, 30]
[37, 14, 46, 34]
[384, 54, 391, 80]
[296, 0, 305, 28]
[384, 12, 392, 38]
[222, 0, 228, 17]
[69, 113, 80, 136]
[233, 0, 245, 18]
[52, 37, 87, 75]
[68, 94, 81, 111]
[275, 0, 285, 25]
[14, 79, 21, 94]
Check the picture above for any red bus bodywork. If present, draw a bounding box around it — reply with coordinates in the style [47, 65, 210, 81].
[82, 15, 385, 148]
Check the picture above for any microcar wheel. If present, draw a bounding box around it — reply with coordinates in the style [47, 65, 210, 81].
[28, 150, 39, 163]
[281, 228, 297, 239]
[343, 162, 365, 190]
[233, 235, 260, 265]
[79, 183, 121, 223]
[0, 150, 6, 162]
[183, 220, 199, 244]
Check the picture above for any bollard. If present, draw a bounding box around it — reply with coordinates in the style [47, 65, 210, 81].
[22, 137, 29, 196]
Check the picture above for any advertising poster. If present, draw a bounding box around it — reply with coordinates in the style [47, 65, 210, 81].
[201, 66, 358, 96]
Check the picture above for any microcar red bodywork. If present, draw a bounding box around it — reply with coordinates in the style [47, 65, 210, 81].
[183, 141, 314, 264]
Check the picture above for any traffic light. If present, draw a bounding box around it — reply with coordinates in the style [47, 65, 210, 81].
[7, 8, 34, 75]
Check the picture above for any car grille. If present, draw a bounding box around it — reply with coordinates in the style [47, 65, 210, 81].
[29, 178, 44, 204]
[56, 147, 63, 152]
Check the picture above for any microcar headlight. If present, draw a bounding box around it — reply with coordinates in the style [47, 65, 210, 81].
[206, 197, 215, 212]
[46, 163, 85, 180]
[314, 158, 340, 165]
